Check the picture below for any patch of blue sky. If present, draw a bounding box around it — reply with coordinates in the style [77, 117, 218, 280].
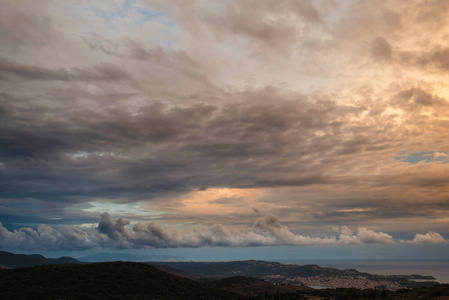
[91, 0, 175, 28]
[81, 200, 162, 222]
[394, 151, 448, 164]
[92, 0, 134, 21]
[134, 6, 175, 28]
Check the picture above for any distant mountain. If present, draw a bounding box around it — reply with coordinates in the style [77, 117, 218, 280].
[0, 250, 81, 268]
[0, 261, 241, 299]
[151, 259, 364, 278]
[151, 260, 438, 290]
[79, 252, 185, 262]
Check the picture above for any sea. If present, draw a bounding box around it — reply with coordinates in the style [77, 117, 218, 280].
[281, 260, 449, 284]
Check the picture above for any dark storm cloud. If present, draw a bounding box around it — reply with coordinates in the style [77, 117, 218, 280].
[0, 84, 381, 226]
[1, 80, 446, 223]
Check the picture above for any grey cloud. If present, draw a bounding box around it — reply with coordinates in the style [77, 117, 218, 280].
[209, 197, 245, 205]
[0, 57, 131, 82]
[291, 1, 321, 23]
[371, 37, 392, 60]
[414, 0, 449, 28]
[84, 33, 122, 57]
[83, 35, 209, 86]
[429, 47, 449, 70]
[174, 0, 325, 59]
[0, 222, 105, 251]
[390, 88, 448, 115]
[396, 46, 449, 73]
[97, 213, 131, 248]
[0, 1, 58, 48]
[123, 38, 199, 68]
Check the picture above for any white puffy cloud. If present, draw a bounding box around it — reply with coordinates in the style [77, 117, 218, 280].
[337, 226, 395, 245]
[356, 227, 395, 244]
[407, 232, 447, 244]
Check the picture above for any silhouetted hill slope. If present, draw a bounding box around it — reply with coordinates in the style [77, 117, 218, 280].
[204, 275, 312, 297]
[304, 284, 449, 300]
[0, 261, 241, 300]
[0, 250, 80, 268]
[150, 263, 204, 280]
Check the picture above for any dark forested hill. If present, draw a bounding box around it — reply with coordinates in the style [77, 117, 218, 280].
[203, 275, 312, 297]
[0, 250, 80, 268]
[0, 261, 241, 299]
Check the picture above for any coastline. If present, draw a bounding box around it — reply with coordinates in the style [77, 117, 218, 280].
[280, 259, 449, 284]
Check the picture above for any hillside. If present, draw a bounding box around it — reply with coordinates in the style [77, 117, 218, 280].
[150, 260, 438, 290]
[204, 275, 312, 297]
[0, 250, 81, 268]
[151, 263, 204, 280]
[0, 261, 240, 299]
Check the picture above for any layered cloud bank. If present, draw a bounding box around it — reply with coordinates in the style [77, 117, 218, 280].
[0, 213, 445, 251]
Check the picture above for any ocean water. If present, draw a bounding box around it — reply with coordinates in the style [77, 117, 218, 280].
[282, 260, 449, 284]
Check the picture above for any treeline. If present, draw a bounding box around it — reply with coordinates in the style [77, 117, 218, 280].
[247, 284, 449, 300]
[0, 262, 240, 300]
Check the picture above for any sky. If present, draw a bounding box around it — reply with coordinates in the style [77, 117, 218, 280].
[1, 0, 449, 260]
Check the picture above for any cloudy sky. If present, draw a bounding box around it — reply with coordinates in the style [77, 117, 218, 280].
[1, 0, 449, 259]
